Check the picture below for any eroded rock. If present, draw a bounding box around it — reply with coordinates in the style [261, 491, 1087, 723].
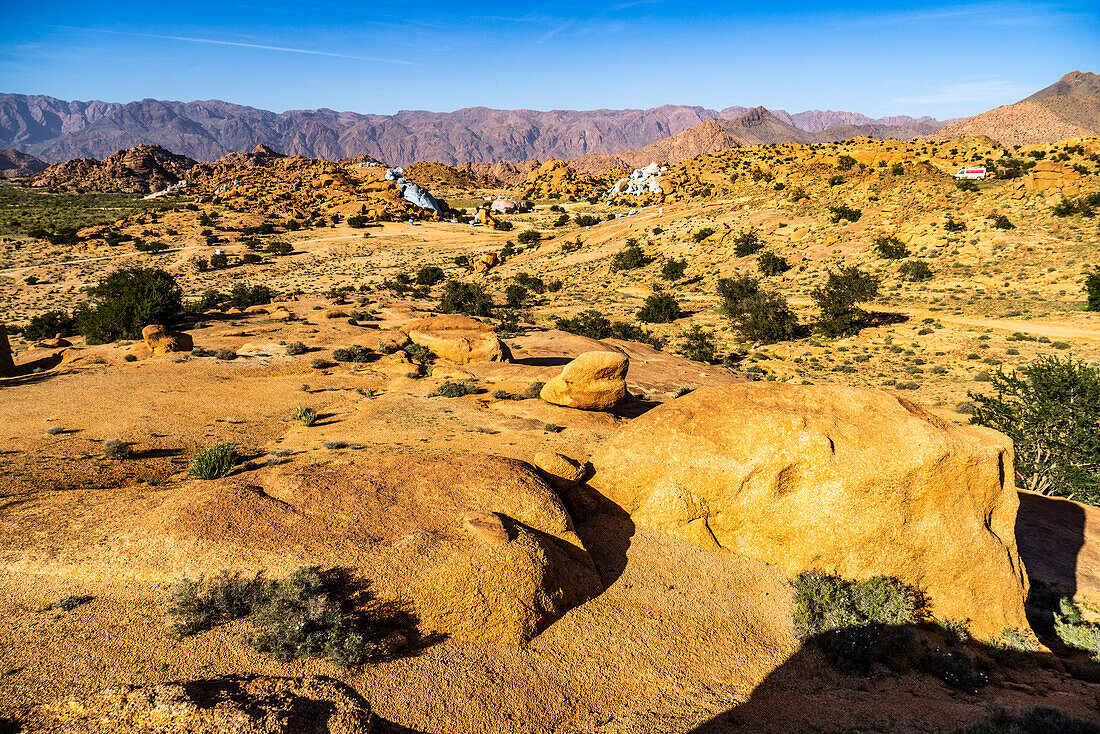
[540, 351, 629, 411]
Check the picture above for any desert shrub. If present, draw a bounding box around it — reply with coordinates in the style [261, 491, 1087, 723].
[552, 213, 569, 227]
[134, 239, 169, 253]
[945, 217, 967, 231]
[516, 229, 541, 245]
[956, 179, 979, 192]
[402, 343, 432, 365]
[75, 267, 182, 344]
[438, 280, 493, 316]
[22, 310, 75, 341]
[285, 342, 308, 356]
[346, 214, 368, 228]
[311, 357, 336, 369]
[836, 154, 856, 171]
[968, 356, 1100, 503]
[899, 260, 933, 282]
[552, 309, 661, 348]
[229, 283, 274, 309]
[717, 275, 799, 344]
[415, 265, 445, 286]
[332, 345, 372, 363]
[812, 266, 881, 337]
[438, 380, 477, 398]
[1085, 268, 1100, 311]
[514, 272, 546, 293]
[991, 214, 1015, 230]
[188, 443, 239, 480]
[1053, 597, 1100, 659]
[828, 205, 862, 223]
[505, 284, 528, 308]
[827, 174, 845, 186]
[103, 439, 132, 460]
[680, 325, 717, 364]
[661, 258, 687, 280]
[891, 162, 905, 175]
[732, 227, 763, 257]
[167, 567, 397, 667]
[873, 235, 908, 259]
[953, 706, 1100, 734]
[214, 348, 237, 361]
[265, 240, 293, 255]
[610, 244, 648, 271]
[241, 253, 262, 264]
[291, 405, 318, 426]
[494, 220, 513, 231]
[919, 645, 987, 692]
[758, 251, 790, 276]
[636, 291, 682, 323]
[574, 214, 600, 227]
[209, 252, 229, 269]
[453, 255, 469, 267]
[691, 227, 715, 243]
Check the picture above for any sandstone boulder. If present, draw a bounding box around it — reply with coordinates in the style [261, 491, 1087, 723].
[403, 315, 508, 364]
[540, 351, 629, 410]
[31, 675, 373, 733]
[472, 252, 498, 273]
[533, 451, 586, 492]
[0, 324, 15, 376]
[142, 325, 194, 356]
[588, 383, 1029, 636]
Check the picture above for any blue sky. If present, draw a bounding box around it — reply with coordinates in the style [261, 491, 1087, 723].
[1, 1, 1096, 119]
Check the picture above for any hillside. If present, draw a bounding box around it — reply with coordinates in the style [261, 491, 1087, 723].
[0, 149, 48, 178]
[0, 94, 940, 167]
[1022, 70, 1100, 101]
[933, 94, 1100, 147]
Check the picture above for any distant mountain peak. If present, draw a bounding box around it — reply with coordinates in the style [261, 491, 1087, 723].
[1022, 70, 1099, 102]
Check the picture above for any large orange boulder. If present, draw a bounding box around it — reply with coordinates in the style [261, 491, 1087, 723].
[540, 351, 628, 411]
[588, 383, 1030, 637]
[142, 324, 194, 356]
[403, 315, 508, 364]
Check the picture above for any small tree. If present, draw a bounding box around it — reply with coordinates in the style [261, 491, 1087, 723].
[680, 325, 717, 364]
[758, 251, 790, 276]
[1085, 268, 1100, 311]
[438, 280, 494, 316]
[415, 265, 445, 286]
[516, 230, 542, 245]
[812, 266, 880, 337]
[969, 356, 1100, 504]
[828, 205, 862, 223]
[75, 267, 183, 344]
[732, 228, 764, 257]
[898, 260, 933, 282]
[717, 275, 799, 344]
[637, 291, 682, 323]
[873, 235, 908, 259]
[611, 244, 648, 271]
[661, 258, 687, 281]
[505, 283, 528, 308]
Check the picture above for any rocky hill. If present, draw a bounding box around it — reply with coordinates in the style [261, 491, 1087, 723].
[0, 93, 942, 167]
[932, 94, 1100, 147]
[0, 148, 48, 178]
[1022, 70, 1100, 101]
[32, 144, 197, 193]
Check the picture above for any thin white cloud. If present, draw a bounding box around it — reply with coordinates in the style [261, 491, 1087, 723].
[59, 26, 419, 66]
[893, 79, 1033, 106]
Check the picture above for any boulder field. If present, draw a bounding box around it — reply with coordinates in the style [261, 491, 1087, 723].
[589, 382, 1030, 637]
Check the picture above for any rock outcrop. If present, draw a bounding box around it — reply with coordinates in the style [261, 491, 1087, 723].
[0, 324, 16, 376]
[142, 324, 194, 356]
[588, 383, 1030, 636]
[33, 144, 197, 193]
[30, 675, 373, 733]
[403, 315, 508, 364]
[540, 351, 629, 411]
[533, 451, 586, 492]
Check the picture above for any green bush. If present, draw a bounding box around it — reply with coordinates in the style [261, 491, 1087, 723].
[1085, 268, 1100, 311]
[347, 214, 368, 228]
[209, 252, 229, 268]
[505, 283, 528, 308]
[22, 310, 75, 341]
[792, 571, 917, 638]
[332, 345, 372, 363]
[827, 174, 845, 186]
[968, 356, 1100, 504]
[661, 258, 687, 281]
[103, 438, 132, 460]
[873, 235, 909, 259]
[494, 220, 513, 231]
[691, 227, 715, 243]
[828, 205, 862, 223]
[680, 325, 717, 364]
[75, 267, 182, 344]
[944, 217, 967, 232]
[188, 443, 239, 480]
[991, 214, 1015, 230]
[516, 229, 541, 245]
[438, 380, 477, 398]
[292, 405, 318, 426]
[552, 310, 661, 348]
[757, 251, 790, 276]
[229, 283, 274, 309]
[836, 154, 857, 171]
[812, 266, 880, 337]
[732, 228, 763, 257]
[514, 272, 546, 293]
[899, 260, 933, 282]
[636, 291, 682, 323]
[574, 214, 600, 227]
[717, 275, 799, 344]
[438, 280, 494, 316]
[415, 265, 445, 286]
[610, 244, 648, 271]
[1053, 597, 1100, 659]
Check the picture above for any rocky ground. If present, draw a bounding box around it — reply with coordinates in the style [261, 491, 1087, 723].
[1, 135, 1099, 733]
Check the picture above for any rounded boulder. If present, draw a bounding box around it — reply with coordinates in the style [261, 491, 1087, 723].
[540, 351, 628, 411]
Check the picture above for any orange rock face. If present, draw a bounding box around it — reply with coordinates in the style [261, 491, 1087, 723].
[540, 351, 629, 411]
[589, 383, 1030, 637]
[402, 315, 507, 365]
[141, 325, 194, 356]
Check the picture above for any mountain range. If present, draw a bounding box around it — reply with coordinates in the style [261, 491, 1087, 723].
[0, 93, 943, 167]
